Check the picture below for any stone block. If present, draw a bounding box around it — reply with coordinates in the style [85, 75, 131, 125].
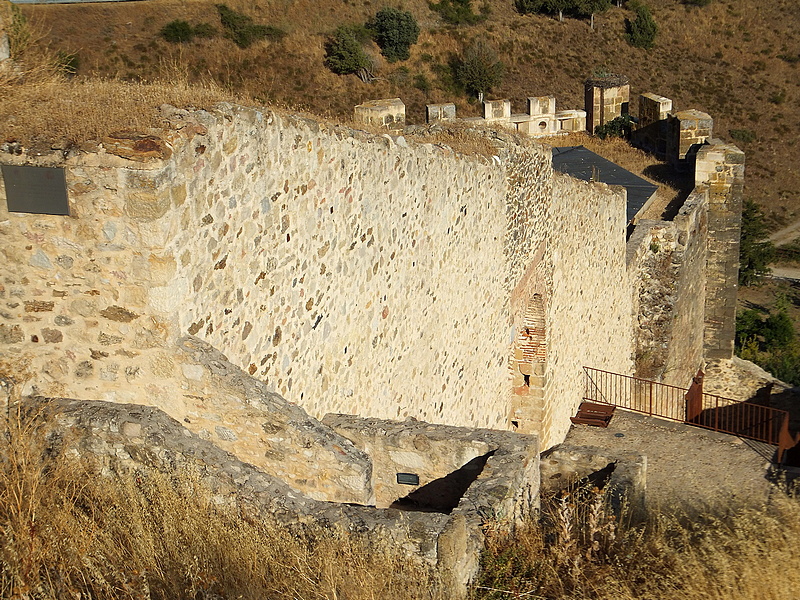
[527, 96, 556, 116]
[426, 103, 456, 123]
[353, 98, 406, 129]
[483, 99, 511, 121]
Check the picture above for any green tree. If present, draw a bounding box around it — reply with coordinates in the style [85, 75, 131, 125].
[367, 8, 419, 63]
[594, 114, 634, 139]
[456, 40, 504, 102]
[739, 198, 775, 286]
[765, 309, 795, 350]
[545, 0, 573, 21]
[515, 0, 546, 14]
[625, 4, 657, 49]
[324, 25, 371, 75]
[575, 0, 611, 30]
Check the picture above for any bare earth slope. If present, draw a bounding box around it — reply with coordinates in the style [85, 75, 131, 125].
[7, 0, 800, 226]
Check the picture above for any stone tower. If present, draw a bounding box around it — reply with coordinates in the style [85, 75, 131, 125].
[584, 74, 630, 134]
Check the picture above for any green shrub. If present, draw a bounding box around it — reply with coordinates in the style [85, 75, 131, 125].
[430, 0, 485, 25]
[160, 20, 196, 43]
[413, 73, 432, 94]
[368, 7, 420, 63]
[193, 23, 218, 38]
[325, 25, 371, 75]
[594, 114, 634, 139]
[216, 4, 285, 49]
[625, 4, 657, 49]
[56, 51, 80, 76]
[730, 128, 756, 143]
[684, 0, 712, 6]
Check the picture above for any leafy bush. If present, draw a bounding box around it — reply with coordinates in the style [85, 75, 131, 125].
[430, 0, 485, 25]
[684, 0, 712, 6]
[594, 114, 634, 139]
[160, 20, 218, 44]
[413, 73, 432, 94]
[193, 23, 218, 39]
[730, 128, 756, 143]
[325, 25, 371, 75]
[739, 198, 775, 286]
[625, 4, 657, 49]
[456, 40, 504, 101]
[368, 8, 420, 63]
[216, 4, 285, 49]
[161, 20, 195, 43]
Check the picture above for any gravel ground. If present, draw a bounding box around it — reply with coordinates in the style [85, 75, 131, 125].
[564, 409, 774, 513]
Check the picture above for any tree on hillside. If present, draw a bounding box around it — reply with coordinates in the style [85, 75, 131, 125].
[456, 40, 504, 102]
[575, 0, 611, 30]
[367, 8, 419, 63]
[515, 0, 546, 14]
[739, 198, 775, 286]
[546, 0, 573, 22]
[625, 4, 657, 49]
[325, 25, 371, 77]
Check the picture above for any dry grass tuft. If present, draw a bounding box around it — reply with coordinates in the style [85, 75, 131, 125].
[0, 402, 444, 600]
[475, 485, 800, 600]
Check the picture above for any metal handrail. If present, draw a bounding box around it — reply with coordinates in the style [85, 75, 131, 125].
[582, 366, 792, 450]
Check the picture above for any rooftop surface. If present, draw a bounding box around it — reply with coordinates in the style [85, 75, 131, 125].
[552, 145, 658, 223]
[565, 409, 772, 512]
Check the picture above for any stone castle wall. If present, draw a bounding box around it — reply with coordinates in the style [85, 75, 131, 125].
[628, 188, 708, 387]
[543, 174, 633, 446]
[0, 103, 635, 448]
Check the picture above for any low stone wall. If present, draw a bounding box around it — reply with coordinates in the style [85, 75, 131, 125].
[323, 414, 540, 522]
[25, 396, 538, 596]
[540, 443, 647, 522]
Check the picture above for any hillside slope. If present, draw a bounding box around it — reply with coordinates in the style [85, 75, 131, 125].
[8, 0, 800, 225]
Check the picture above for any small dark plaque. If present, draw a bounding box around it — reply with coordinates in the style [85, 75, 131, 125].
[396, 472, 420, 486]
[1, 165, 70, 216]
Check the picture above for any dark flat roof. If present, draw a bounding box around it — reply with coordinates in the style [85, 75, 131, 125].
[552, 146, 657, 223]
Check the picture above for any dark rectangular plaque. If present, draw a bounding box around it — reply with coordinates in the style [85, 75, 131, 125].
[1, 165, 70, 216]
[396, 472, 420, 486]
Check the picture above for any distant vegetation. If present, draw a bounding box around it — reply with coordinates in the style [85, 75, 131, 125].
[216, 4, 285, 49]
[625, 3, 658, 49]
[325, 25, 372, 76]
[430, 0, 487, 25]
[367, 8, 420, 63]
[739, 198, 776, 287]
[455, 39, 504, 101]
[160, 19, 217, 44]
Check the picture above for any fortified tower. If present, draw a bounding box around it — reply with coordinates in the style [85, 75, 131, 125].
[584, 74, 630, 134]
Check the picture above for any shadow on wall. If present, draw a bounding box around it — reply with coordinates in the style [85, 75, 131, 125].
[391, 451, 496, 514]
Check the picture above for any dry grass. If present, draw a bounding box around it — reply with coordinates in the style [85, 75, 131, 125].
[474, 485, 800, 600]
[0, 402, 444, 600]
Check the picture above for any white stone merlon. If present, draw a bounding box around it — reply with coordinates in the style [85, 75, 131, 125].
[354, 98, 405, 129]
[426, 103, 456, 123]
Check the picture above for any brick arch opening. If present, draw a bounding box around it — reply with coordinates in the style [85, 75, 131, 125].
[509, 294, 548, 436]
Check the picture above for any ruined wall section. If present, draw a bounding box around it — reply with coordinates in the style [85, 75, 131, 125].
[696, 142, 744, 360]
[161, 104, 515, 429]
[542, 175, 634, 448]
[627, 188, 708, 387]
